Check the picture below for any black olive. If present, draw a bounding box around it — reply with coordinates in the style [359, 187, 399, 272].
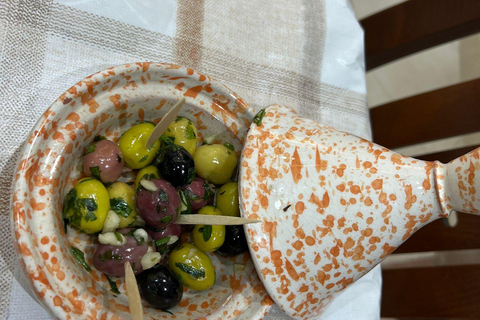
[154, 145, 195, 188]
[216, 225, 248, 257]
[137, 265, 183, 310]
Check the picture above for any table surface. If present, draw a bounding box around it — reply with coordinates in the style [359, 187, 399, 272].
[0, 1, 380, 319]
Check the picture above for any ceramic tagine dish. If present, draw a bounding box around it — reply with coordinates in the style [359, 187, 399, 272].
[11, 62, 480, 320]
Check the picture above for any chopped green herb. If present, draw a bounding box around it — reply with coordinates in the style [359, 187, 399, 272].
[84, 210, 97, 222]
[162, 309, 174, 315]
[70, 246, 91, 272]
[202, 225, 212, 242]
[72, 197, 98, 223]
[135, 235, 145, 245]
[63, 188, 82, 229]
[98, 250, 123, 262]
[139, 155, 149, 163]
[183, 188, 199, 201]
[253, 109, 266, 126]
[185, 125, 196, 139]
[203, 181, 215, 200]
[63, 188, 77, 218]
[93, 135, 106, 142]
[114, 232, 123, 242]
[110, 198, 132, 218]
[158, 246, 169, 255]
[85, 144, 96, 155]
[79, 198, 97, 213]
[224, 142, 234, 151]
[188, 167, 196, 182]
[161, 215, 173, 224]
[154, 237, 170, 248]
[106, 275, 120, 294]
[142, 173, 157, 181]
[160, 134, 175, 145]
[179, 190, 192, 214]
[175, 262, 205, 278]
[159, 190, 169, 203]
[89, 166, 101, 180]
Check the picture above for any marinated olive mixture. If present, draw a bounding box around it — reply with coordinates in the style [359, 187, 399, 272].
[63, 117, 248, 311]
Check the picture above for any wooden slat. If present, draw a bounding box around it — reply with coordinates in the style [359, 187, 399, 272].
[395, 213, 480, 254]
[415, 145, 480, 163]
[370, 79, 480, 149]
[361, 0, 480, 71]
[382, 249, 480, 270]
[381, 265, 480, 318]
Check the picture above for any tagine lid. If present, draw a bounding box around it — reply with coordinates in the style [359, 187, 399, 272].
[241, 104, 380, 319]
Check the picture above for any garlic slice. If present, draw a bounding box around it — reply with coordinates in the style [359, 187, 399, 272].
[102, 210, 120, 233]
[167, 235, 179, 245]
[140, 179, 158, 192]
[98, 232, 126, 246]
[204, 135, 215, 145]
[134, 215, 146, 227]
[133, 228, 148, 245]
[140, 252, 161, 270]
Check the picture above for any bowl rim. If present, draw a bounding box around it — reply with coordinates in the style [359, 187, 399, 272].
[11, 62, 273, 320]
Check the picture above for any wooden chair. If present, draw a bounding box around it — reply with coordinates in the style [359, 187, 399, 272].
[360, 0, 480, 318]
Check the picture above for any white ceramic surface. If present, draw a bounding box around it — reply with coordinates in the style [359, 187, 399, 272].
[240, 104, 480, 319]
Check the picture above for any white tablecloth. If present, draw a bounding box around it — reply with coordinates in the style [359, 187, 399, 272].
[0, 0, 381, 319]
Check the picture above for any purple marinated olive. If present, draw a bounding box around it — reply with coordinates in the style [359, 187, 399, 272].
[146, 224, 182, 253]
[180, 177, 214, 212]
[83, 139, 124, 183]
[92, 228, 152, 277]
[136, 179, 181, 229]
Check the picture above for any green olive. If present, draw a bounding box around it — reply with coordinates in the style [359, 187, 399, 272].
[193, 144, 237, 185]
[191, 206, 225, 252]
[107, 182, 137, 228]
[216, 182, 240, 217]
[63, 178, 110, 234]
[168, 243, 215, 291]
[165, 117, 198, 156]
[118, 122, 161, 169]
[134, 165, 160, 191]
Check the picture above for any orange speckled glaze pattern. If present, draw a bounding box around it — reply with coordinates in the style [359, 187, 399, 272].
[240, 105, 480, 319]
[12, 63, 273, 320]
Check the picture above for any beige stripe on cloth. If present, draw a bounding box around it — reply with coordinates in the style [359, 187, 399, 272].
[173, 0, 367, 130]
[175, 0, 205, 71]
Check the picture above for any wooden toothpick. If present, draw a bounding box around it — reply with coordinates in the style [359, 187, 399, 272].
[124, 261, 143, 320]
[175, 214, 261, 225]
[145, 97, 186, 148]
